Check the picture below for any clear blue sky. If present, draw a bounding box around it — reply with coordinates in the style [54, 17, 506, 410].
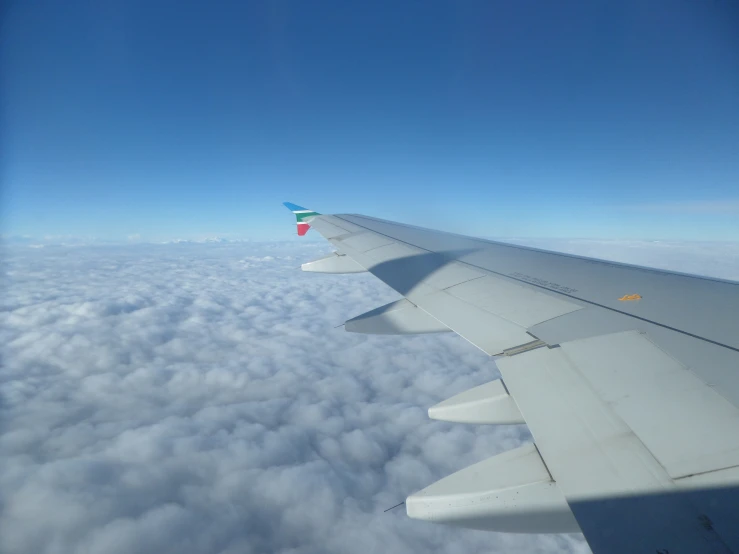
[3, 0, 738, 242]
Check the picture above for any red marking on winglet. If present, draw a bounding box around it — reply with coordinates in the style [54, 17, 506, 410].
[297, 223, 310, 236]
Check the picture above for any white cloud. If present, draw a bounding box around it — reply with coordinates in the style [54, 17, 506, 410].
[625, 200, 739, 214]
[6, 237, 735, 554]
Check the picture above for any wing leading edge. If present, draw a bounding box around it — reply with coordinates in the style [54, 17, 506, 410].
[284, 203, 739, 553]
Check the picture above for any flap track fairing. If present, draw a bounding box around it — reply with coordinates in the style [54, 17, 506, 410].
[428, 379, 525, 425]
[344, 299, 451, 335]
[406, 443, 579, 534]
[301, 253, 367, 274]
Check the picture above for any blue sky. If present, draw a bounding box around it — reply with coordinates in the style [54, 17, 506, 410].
[2, 0, 738, 242]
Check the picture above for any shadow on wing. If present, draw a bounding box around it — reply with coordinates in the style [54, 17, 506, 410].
[568, 482, 739, 552]
[366, 249, 479, 296]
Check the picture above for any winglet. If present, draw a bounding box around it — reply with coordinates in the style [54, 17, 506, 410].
[283, 202, 320, 236]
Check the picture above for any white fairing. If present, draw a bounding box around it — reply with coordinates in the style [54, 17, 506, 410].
[428, 379, 525, 424]
[344, 299, 450, 335]
[301, 252, 366, 274]
[406, 444, 580, 534]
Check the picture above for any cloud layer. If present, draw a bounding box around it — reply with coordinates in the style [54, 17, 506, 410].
[4, 238, 735, 554]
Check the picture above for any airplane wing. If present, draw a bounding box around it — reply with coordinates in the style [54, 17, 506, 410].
[284, 203, 739, 554]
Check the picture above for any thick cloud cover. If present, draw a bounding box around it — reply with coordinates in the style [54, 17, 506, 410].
[2, 238, 736, 554]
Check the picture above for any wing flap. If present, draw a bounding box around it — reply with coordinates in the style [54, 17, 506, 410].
[498, 337, 738, 553]
[560, 331, 739, 479]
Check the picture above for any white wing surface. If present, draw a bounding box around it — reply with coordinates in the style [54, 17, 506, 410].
[284, 203, 739, 553]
